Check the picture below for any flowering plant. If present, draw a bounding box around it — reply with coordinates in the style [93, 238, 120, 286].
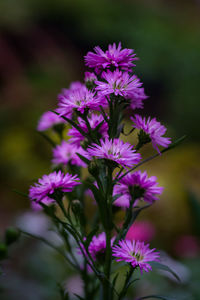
[1, 43, 185, 300]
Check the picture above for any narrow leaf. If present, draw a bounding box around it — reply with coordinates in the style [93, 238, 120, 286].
[99, 105, 109, 123]
[138, 295, 175, 300]
[112, 273, 119, 286]
[12, 189, 28, 198]
[76, 153, 90, 164]
[150, 261, 180, 282]
[74, 294, 85, 300]
[161, 135, 186, 154]
[112, 193, 124, 203]
[126, 278, 140, 289]
[52, 111, 87, 138]
[37, 131, 56, 147]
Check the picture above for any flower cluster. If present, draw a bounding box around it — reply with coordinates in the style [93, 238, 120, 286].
[26, 43, 175, 299]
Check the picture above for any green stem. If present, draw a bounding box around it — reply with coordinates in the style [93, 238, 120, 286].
[103, 167, 114, 300]
[115, 136, 186, 184]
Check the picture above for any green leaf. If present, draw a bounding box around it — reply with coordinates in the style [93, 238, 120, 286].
[12, 189, 28, 198]
[138, 295, 175, 300]
[85, 182, 104, 205]
[57, 283, 69, 300]
[161, 135, 186, 154]
[112, 273, 119, 286]
[112, 193, 124, 203]
[116, 135, 186, 184]
[76, 153, 90, 165]
[74, 294, 85, 300]
[37, 131, 56, 147]
[150, 261, 180, 282]
[94, 120, 105, 133]
[52, 111, 87, 138]
[126, 278, 140, 289]
[111, 273, 119, 300]
[99, 105, 109, 123]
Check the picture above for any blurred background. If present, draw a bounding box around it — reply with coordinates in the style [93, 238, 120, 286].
[0, 0, 200, 299]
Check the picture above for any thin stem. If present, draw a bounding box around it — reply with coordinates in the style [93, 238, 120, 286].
[19, 229, 78, 269]
[115, 135, 186, 184]
[37, 131, 56, 147]
[103, 166, 114, 300]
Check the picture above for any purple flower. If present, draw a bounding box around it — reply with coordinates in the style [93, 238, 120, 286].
[57, 84, 101, 117]
[68, 114, 108, 146]
[29, 171, 80, 204]
[37, 111, 65, 131]
[85, 42, 138, 73]
[87, 138, 141, 168]
[79, 232, 114, 263]
[88, 232, 108, 261]
[52, 140, 89, 167]
[131, 115, 171, 153]
[95, 70, 147, 110]
[114, 171, 163, 208]
[112, 239, 160, 274]
[60, 82, 86, 97]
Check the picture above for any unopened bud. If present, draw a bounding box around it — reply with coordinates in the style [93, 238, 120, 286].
[71, 199, 83, 216]
[88, 160, 99, 177]
[136, 130, 151, 150]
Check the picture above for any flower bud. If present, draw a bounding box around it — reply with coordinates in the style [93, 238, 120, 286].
[136, 130, 151, 150]
[71, 199, 83, 217]
[88, 160, 99, 177]
[5, 227, 20, 245]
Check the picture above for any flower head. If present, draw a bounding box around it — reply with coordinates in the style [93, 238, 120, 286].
[95, 70, 147, 109]
[79, 232, 114, 263]
[112, 239, 160, 274]
[29, 171, 80, 204]
[131, 115, 171, 153]
[68, 114, 108, 146]
[114, 171, 163, 208]
[57, 84, 101, 117]
[37, 111, 65, 131]
[52, 141, 89, 167]
[85, 42, 138, 73]
[88, 232, 108, 262]
[87, 138, 141, 168]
